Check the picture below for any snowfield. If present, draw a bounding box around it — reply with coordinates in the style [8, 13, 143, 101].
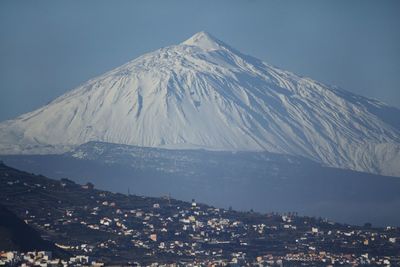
[0, 31, 399, 176]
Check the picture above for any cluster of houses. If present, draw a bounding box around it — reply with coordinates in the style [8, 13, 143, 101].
[17, 195, 400, 265]
[0, 251, 103, 266]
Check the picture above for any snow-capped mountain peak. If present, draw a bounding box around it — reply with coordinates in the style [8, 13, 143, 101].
[0, 32, 399, 177]
[181, 31, 224, 51]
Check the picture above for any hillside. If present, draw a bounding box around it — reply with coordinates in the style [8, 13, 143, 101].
[0, 162, 399, 265]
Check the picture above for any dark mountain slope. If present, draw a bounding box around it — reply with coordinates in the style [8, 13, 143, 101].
[0, 204, 67, 257]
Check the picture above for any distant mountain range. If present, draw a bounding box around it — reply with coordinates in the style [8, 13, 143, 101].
[0, 32, 399, 176]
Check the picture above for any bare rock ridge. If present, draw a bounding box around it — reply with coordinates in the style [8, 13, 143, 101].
[0, 31, 399, 176]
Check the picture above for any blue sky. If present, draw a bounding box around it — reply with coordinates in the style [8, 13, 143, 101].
[0, 0, 399, 121]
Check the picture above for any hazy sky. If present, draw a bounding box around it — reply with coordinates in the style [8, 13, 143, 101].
[0, 0, 399, 121]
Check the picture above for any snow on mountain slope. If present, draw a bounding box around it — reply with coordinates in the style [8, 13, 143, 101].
[0, 31, 399, 176]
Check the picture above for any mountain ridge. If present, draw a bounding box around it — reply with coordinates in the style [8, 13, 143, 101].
[0, 31, 399, 176]
[2, 142, 400, 226]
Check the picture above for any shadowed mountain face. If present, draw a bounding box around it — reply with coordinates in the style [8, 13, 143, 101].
[0, 204, 67, 257]
[2, 141, 400, 226]
[0, 32, 399, 176]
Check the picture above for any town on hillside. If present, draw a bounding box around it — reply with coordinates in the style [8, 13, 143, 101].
[0, 163, 399, 266]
